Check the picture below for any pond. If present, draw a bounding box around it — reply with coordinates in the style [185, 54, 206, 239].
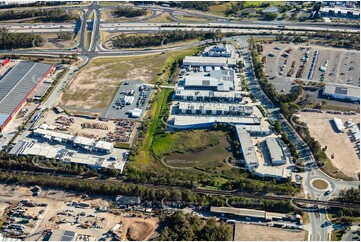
[163, 136, 234, 168]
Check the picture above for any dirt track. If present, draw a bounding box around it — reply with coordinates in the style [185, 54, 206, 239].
[234, 223, 307, 241]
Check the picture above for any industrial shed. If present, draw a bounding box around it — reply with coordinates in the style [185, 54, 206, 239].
[322, 84, 360, 102]
[0, 61, 53, 132]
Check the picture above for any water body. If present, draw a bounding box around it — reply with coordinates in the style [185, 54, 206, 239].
[164, 136, 234, 168]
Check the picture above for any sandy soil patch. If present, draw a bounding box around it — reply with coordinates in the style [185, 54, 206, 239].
[299, 112, 360, 177]
[119, 217, 158, 241]
[234, 223, 307, 241]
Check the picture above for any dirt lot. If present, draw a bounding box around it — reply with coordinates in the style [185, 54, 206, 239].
[60, 54, 170, 110]
[40, 34, 78, 50]
[0, 184, 158, 241]
[299, 112, 360, 178]
[234, 223, 307, 241]
[37, 109, 137, 143]
[262, 43, 360, 92]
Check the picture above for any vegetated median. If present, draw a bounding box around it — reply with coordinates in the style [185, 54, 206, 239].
[111, 30, 224, 49]
[0, 27, 43, 49]
[0, 9, 79, 22]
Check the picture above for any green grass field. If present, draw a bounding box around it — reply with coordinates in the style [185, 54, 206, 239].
[152, 130, 223, 158]
[206, 1, 286, 17]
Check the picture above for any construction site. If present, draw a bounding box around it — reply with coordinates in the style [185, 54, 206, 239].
[0, 184, 159, 241]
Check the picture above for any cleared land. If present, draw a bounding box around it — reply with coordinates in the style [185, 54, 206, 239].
[41, 34, 78, 50]
[100, 9, 152, 22]
[147, 12, 175, 22]
[0, 184, 158, 241]
[60, 48, 197, 111]
[234, 223, 307, 241]
[60, 55, 168, 110]
[299, 112, 360, 179]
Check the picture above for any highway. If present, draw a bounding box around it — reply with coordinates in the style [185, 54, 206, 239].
[0, 3, 360, 240]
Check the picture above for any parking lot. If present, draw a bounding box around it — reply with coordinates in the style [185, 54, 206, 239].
[262, 43, 360, 93]
[105, 80, 152, 120]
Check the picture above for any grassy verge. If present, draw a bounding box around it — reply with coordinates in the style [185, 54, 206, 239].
[320, 158, 355, 181]
[84, 30, 91, 50]
[331, 230, 344, 241]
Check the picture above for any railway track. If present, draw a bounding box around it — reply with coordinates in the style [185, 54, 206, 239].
[0, 168, 359, 210]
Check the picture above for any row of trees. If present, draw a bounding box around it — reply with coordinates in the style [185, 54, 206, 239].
[177, 2, 217, 11]
[113, 6, 147, 18]
[338, 187, 360, 204]
[0, 28, 43, 49]
[0, 9, 78, 22]
[112, 30, 223, 48]
[158, 211, 232, 241]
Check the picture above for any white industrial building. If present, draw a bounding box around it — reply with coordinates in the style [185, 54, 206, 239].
[323, 84, 360, 102]
[203, 45, 232, 57]
[9, 139, 128, 172]
[183, 56, 237, 69]
[319, 7, 360, 19]
[178, 102, 253, 116]
[235, 127, 259, 170]
[254, 165, 292, 180]
[265, 137, 287, 166]
[32, 128, 113, 153]
[172, 116, 260, 129]
[174, 88, 243, 102]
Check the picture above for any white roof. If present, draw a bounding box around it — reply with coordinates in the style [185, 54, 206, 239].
[183, 56, 237, 66]
[265, 137, 286, 162]
[333, 117, 345, 132]
[235, 124, 270, 134]
[94, 140, 113, 151]
[173, 115, 260, 127]
[255, 165, 291, 179]
[235, 128, 259, 168]
[179, 102, 253, 113]
[73, 136, 95, 146]
[323, 84, 360, 100]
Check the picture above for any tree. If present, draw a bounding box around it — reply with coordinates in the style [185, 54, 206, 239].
[263, 12, 278, 21]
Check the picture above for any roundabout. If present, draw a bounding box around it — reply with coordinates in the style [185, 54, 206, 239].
[310, 178, 331, 191]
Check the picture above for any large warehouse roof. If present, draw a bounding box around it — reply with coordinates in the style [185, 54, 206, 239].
[0, 61, 52, 126]
[323, 84, 360, 100]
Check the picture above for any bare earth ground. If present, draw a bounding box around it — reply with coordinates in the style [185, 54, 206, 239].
[37, 109, 117, 139]
[234, 223, 307, 241]
[119, 217, 158, 241]
[101, 9, 153, 22]
[41, 34, 78, 50]
[0, 184, 158, 241]
[299, 112, 360, 177]
[60, 54, 170, 110]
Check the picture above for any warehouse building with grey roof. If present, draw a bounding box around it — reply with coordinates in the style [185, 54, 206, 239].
[0, 61, 54, 132]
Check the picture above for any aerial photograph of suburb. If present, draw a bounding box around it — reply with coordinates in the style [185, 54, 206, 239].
[0, 0, 359, 241]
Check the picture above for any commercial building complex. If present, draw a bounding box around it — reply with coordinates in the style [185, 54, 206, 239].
[0, 61, 54, 132]
[210, 206, 302, 228]
[168, 45, 293, 181]
[322, 84, 360, 102]
[265, 137, 287, 165]
[9, 127, 128, 172]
